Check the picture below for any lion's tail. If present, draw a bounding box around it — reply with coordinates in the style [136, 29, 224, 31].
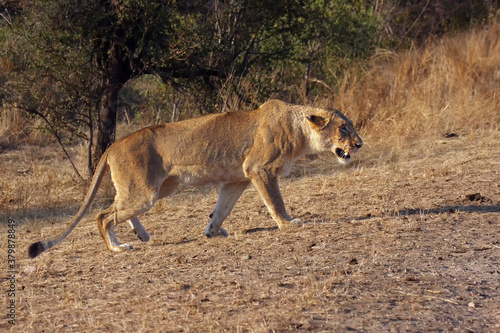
[28, 151, 110, 258]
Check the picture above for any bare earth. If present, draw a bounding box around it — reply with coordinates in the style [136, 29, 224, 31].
[1, 131, 499, 332]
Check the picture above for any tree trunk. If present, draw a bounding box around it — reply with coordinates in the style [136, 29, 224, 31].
[91, 85, 120, 173]
[90, 42, 129, 174]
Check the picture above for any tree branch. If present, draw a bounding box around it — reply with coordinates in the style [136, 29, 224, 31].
[17, 106, 86, 181]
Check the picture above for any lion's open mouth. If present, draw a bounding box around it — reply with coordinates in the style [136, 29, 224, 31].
[335, 148, 351, 160]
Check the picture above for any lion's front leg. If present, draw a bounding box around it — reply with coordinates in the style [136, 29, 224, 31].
[249, 172, 303, 229]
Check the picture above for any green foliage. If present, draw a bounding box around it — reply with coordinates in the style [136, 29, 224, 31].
[160, 0, 380, 106]
[263, 0, 380, 101]
[2, 0, 381, 118]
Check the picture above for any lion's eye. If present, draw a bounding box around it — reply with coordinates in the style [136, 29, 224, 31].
[340, 125, 348, 134]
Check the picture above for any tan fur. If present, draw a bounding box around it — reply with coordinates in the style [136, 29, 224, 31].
[28, 100, 362, 257]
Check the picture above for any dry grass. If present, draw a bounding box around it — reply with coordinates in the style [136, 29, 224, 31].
[331, 22, 500, 144]
[1, 23, 500, 332]
[1, 130, 499, 332]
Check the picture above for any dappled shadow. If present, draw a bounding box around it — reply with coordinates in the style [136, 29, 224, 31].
[232, 203, 500, 235]
[391, 204, 500, 217]
[348, 203, 500, 222]
[244, 226, 279, 234]
[160, 238, 199, 246]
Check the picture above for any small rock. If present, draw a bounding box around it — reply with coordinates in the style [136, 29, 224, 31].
[241, 254, 252, 260]
[23, 265, 37, 275]
[468, 302, 475, 308]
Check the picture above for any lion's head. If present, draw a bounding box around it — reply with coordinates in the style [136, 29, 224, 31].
[306, 109, 363, 164]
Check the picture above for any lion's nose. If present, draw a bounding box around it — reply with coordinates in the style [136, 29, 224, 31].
[355, 142, 363, 149]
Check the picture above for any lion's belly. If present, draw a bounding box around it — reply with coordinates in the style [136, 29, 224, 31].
[170, 164, 247, 186]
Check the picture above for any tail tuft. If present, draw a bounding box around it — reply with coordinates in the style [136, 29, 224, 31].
[28, 241, 45, 258]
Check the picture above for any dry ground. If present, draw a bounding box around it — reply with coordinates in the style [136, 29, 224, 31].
[1, 129, 499, 332]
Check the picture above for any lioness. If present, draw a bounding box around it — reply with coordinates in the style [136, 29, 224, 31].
[29, 100, 362, 258]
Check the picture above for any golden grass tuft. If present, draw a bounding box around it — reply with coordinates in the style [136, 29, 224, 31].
[331, 22, 500, 144]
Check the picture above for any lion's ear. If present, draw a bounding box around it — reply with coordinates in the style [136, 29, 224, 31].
[306, 115, 329, 129]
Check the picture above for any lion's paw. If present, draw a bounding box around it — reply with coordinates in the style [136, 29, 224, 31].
[279, 218, 304, 230]
[205, 227, 228, 238]
[111, 243, 134, 252]
[290, 218, 304, 227]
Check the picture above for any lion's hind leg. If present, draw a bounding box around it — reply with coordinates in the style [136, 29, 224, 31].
[205, 181, 249, 237]
[128, 217, 150, 242]
[97, 204, 152, 252]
